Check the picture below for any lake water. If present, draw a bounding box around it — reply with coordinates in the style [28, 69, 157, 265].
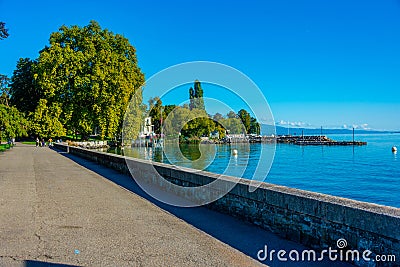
[106, 134, 400, 208]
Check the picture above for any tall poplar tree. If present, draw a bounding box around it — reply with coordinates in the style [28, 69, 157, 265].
[189, 80, 205, 110]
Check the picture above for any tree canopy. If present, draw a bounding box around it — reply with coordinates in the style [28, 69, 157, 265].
[150, 80, 261, 142]
[249, 117, 261, 135]
[227, 111, 237, 119]
[29, 99, 66, 138]
[0, 104, 28, 142]
[9, 58, 41, 114]
[34, 20, 144, 139]
[4, 19, 261, 142]
[238, 109, 251, 133]
[163, 106, 215, 139]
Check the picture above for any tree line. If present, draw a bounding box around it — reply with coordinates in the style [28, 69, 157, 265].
[147, 80, 261, 142]
[0, 21, 144, 143]
[0, 20, 260, 144]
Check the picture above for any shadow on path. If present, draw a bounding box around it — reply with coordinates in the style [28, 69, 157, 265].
[24, 260, 79, 267]
[56, 149, 353, 267]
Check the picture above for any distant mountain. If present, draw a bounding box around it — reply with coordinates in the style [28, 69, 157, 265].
[261, 124, 391, 136]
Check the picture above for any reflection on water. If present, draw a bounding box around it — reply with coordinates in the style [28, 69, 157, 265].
[107, 143, 254, 178]
[179, 144, 201, 161]
[115, 146, 163, 161]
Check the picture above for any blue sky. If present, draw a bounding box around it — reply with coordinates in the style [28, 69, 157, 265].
[1, 0, 399, 130]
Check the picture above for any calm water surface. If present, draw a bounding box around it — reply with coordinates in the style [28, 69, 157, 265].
[106, 134, 400, 208]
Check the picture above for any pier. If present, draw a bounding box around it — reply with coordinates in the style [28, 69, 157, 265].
[195, 134, 367, 146]
[277, 135, 367, 146]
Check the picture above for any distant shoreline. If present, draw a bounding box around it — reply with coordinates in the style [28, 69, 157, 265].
[263, 125, 399, 136]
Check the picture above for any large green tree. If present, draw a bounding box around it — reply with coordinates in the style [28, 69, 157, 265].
[237, 109, 251, 134]
[34, 20, 144, 139]
[163, 105, 191, 137]
[249, 117, 261, 135]
[220, 117, 245, 135]
[181, 112, 214, 138]
[163, 104, 177, 117]
[9, 58, 41, 114]
[163, 106, 214, 139]
[29, 99, 65, 138]
[0, 104, 28, 143]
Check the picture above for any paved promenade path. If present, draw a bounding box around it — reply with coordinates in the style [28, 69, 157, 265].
[0, 144, 354, 267]
[0, 144, 262, 267]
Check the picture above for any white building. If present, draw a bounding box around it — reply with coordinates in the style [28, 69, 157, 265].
[143, 117, 154, 136]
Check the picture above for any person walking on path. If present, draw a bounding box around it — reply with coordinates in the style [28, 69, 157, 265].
[36, 137, 39, 147]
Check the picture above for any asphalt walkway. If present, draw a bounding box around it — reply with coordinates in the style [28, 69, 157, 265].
[0, 144, 262, 267]
[0, 144, 354, 267]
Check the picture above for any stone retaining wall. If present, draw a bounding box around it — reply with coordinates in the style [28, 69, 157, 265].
[54, 143, 399, 266]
